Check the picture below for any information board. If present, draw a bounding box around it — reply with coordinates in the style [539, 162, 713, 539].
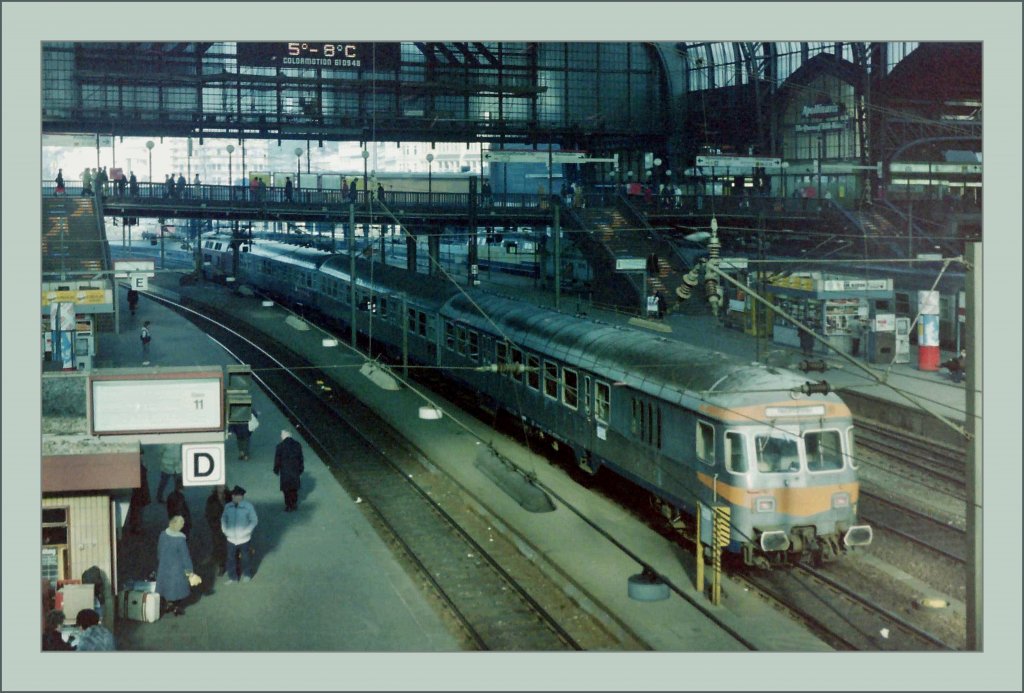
[90, 371, 223, 435]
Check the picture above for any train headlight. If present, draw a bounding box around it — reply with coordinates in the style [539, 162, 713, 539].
[753, 496, 775, 513]
[831, 492, 850, 509]
[759, 530, 790, 552]
[844, 525, 873, 547]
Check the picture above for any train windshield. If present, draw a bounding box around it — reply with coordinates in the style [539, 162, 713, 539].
[754, 430, 846, 473]
[754, 433, 801, 473]
[803, 430, 845, 472]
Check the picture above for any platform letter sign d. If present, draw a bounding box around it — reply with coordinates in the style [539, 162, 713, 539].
[181, 443, 225, 487]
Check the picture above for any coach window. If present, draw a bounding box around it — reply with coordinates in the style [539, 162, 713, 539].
[445, 321, 455, 351]
[468, 331, 480, 361]
[379, 297, 389, 319]
[696, 421, 715, 465]
[526, 354, 540, 390]
[510, 347, 524, 382]
[725, 432, 747, 473]
[631, 398, 644, 438]
[496, 341, 508, 370]
[543, 360, 559, 399]
[456, 325, 468, 356]
[594, 381, 610, 424]
[562, 368, 578, 410]
[407, 308, 417, 334]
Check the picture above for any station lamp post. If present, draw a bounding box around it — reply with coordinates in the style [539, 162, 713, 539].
[294, 147, 303, 187]
[426, 153, 434, 204]
[226, 144, 235, 188]
[145, 140, 154, 184]
[653, 157, 662, 190]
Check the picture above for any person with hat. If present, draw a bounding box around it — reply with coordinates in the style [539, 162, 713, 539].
[273, 430, 305, 512]
[220, 485, 258, 583]
[156, 515, 195, 616]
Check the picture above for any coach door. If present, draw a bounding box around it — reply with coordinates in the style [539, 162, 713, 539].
[582, 375, 595, 445]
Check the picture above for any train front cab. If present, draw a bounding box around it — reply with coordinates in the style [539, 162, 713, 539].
[701, 411, 872, 568]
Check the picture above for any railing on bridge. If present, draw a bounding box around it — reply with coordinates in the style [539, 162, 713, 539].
[41, 181, 560, 213]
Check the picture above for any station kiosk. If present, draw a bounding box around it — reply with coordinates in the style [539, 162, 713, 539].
[765, 273, 893, 356]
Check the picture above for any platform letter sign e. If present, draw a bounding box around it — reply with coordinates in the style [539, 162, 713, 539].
[181, 444, 225, 487]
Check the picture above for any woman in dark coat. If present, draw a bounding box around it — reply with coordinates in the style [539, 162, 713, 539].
[156, 515, 194, 616]
[165, 485, 192, 539]
[273, 429, 305, 511]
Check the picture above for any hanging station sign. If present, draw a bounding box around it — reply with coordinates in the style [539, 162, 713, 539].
[236, 42, 402, 70]
[795, 102, 850, 133]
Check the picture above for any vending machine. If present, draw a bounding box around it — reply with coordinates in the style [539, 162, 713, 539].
[893, 316, 911, 364]
[866, 299, 896, 364]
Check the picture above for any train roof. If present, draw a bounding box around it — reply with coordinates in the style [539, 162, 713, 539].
[319, 253, 460, 304]
[445, 292, 836, 411]
[236, 237, 335, 271]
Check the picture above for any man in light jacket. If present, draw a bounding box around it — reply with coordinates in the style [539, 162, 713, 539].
[220, 485, 258, 583]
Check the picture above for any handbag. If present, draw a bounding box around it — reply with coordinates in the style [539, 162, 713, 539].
[187, 572, 202, 587]
[247, 413, 260, 433]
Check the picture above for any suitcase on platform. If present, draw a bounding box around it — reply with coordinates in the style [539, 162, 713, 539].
[119, 589, 161, 622]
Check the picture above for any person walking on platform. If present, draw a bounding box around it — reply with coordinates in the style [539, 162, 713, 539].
[94, 167, 108, 199]
[125, 457, 151, 535]
[81, 167, 92, 196]
[177, 173, 187, 199]
[285, 176, 294, 203]
[128, 171, 138, 197]
[229, 406, 258, 460]
[204, 485, 228, 576]
[273, 430, 305, 512]
[850, 317, 864, 357]
[799, 327, 815, 356]
[140, 320, 152, 363]
[165, 482, 193, 540]
[221, 486, 258, 583]
[127, 288, 139, 316]
[155, 443, 181, 504]
[55, 169, 65, 195]
[156, 515, 195, 616]
[349, 178, 358, 204]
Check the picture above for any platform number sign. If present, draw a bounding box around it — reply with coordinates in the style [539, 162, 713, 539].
[182, 444, 225, 487]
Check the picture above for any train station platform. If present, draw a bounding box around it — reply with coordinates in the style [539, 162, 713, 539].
[113, 270, 835, 658]
[96, 294, 463, 653]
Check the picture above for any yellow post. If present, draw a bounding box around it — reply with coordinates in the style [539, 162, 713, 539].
[711, 506, 731, 605]
[695, 502, 704, 593]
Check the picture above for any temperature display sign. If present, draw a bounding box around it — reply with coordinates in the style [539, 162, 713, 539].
[236, 42, 401, 70]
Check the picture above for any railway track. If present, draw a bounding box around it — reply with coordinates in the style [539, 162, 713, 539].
[156, 294, 596, 651]
[860, 492, 966, 564]
[855, 418, 966, 491]
[742, 563, 955, 651]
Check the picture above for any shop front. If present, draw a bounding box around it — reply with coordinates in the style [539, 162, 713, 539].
[765, 273, 894, 357]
